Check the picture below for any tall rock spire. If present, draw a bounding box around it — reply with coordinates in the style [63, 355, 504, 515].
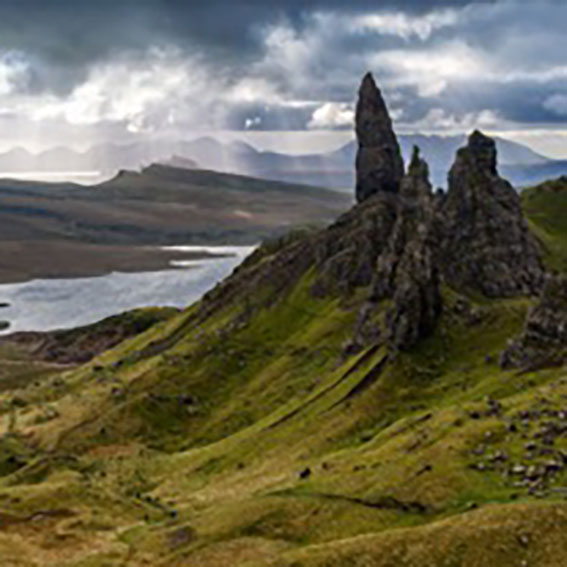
[372, 147, 441, 353]
[441, 130, 544, 297]
[355, 73, 404, 203]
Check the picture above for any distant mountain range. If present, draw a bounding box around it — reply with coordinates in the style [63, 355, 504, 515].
[169, 134, 556, 190]
[0, 134, 564, 189]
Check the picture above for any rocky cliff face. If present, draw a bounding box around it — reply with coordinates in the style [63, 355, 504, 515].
[381, 149, 442, 352]
[441, 130, 544, 297]
[355, 73, 404, 203]
[362, 147, 442, 353]
[501, 275, 567, 369]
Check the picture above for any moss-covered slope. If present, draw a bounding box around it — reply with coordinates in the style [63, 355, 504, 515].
[3, 112, 567, 567]
[0, 213, 565, 566]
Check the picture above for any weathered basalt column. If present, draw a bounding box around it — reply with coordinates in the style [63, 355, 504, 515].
[350, 147, 441, 354]
[441, 130, 544, 297]
[381, 148, 441, 352]
[355, 73, 404, 203]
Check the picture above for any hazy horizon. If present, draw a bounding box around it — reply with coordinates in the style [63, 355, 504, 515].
[0, 2, 566, 168]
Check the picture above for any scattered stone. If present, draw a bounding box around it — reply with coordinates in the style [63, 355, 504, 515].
[511, 465, 527, 475]
[472, 445, 486, 456]
[299, 468, 311, 480]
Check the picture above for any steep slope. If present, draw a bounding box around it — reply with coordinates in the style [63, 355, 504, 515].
[521, 176, 567, 272]
[0, 74, 566, 567]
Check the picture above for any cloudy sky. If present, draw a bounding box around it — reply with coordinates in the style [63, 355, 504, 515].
[2, 0, 567, 156]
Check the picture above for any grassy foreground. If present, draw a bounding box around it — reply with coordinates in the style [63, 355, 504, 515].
[0, 181, 566, 566]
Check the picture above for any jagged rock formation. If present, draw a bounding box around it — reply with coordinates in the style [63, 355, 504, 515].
[441, 130, 544, 297]
[363, 147, 441, 353]
[311, 194, 398, 296]
[373, 147, 437, 299]
[355, 73, 404, 203]
[201, 76, 546, 359]
[501, 275, 567, 369]
[381, 148, 442, 352]
[347, 147, 442, 354]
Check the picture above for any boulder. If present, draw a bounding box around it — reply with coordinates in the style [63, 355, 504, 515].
[501, 275, 567, 369]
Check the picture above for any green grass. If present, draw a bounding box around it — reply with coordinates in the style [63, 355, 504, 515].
[523, 177, 567, 271]
[1, 187, 567, 565]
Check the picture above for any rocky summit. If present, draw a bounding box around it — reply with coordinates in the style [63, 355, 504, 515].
[441, 130, 544, 297]
[5, 73, 567, 567]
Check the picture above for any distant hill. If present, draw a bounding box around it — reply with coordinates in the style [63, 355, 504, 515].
[0, 164, 351, 281]
[161, 155, 199, 169]
[0, 164, 351, 246]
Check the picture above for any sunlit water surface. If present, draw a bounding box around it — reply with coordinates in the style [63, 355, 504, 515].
[0, 246, 255, 333]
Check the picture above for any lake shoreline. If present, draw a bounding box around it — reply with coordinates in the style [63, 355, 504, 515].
[0, 240, 239, 285]
[0, 244, 254, 334]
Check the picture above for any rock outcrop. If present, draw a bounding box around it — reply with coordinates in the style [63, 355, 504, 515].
[441, 130, 544, 297]
[200, 75, 548, 360]
[501, 275, 567, 369]
[372, 147, 442, 353]
[384, 149, 441, 352]
[355, 73, 404, 203]
[347, 147, 441, 355]
[373, 147, 437, 299]
[312, 194, 398, 297]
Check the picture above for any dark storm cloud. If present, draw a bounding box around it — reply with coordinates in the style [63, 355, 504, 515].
[0, 0, 480, 93]
[0, 0, 565, 135]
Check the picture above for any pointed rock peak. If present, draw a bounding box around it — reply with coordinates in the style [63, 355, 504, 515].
[399, 145, 432, 203]
[359, 72, 381, 99]
[442, 130, 544, 298]
[409, 145, 421, 168]
[464, 129, 497, 174]
[355, 72, 404, 203]
[408, 145, 429, 179]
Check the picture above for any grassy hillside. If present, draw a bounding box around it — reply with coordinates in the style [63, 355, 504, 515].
[522, 176, 567, 272]
[0, 185, 565, 566]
